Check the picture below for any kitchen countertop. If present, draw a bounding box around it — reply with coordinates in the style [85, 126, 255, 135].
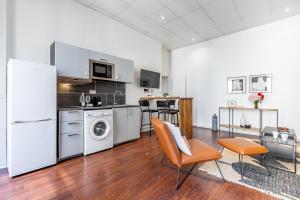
[58, 104, 139, 111]
[140, 96, 181, 100]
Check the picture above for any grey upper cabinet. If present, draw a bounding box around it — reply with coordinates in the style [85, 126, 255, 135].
[113, 106, 140, 145]
[113, 107, 128, 145]
[50, 41, 135, 83]
[89, 50, 115, 64]
[127, 107, 141, 141]
[115, 57, 134, 83]
[50, 42, 89, 79]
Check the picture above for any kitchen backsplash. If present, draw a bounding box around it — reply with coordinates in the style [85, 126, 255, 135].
[57, 80, 126, 107]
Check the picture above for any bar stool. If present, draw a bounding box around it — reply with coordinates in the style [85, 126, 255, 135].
[156, 100, 170, 121]
[139, 100, 158, 136]
[167, 100, 179, 126]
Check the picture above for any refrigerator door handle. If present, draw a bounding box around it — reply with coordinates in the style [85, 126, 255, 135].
[13, 118, 53, 124]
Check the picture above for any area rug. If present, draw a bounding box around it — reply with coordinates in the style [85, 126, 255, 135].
[199, 139, 300, 200]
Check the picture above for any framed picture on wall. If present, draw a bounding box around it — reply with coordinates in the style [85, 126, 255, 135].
[227, 76, 246, 94]
[249, 74, 272, 93]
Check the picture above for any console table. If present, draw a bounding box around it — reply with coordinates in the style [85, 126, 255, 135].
[219, 107, 279, 136]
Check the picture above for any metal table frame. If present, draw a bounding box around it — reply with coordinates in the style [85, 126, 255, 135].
[217, 147, 271, 178]
[218, 107, 279, 137]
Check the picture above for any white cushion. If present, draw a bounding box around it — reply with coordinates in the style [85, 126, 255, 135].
[165, 122, 192, 156]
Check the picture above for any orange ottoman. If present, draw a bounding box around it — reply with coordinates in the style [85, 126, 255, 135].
[217, 138, 269, 178]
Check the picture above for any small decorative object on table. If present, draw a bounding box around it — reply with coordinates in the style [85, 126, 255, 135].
[278, 127, 290, 142]
[240, 113, 246, 128]
[227, 100, 237, 107]
[248, 92, 265, 109]
[272, 131, 279, 139]
[245, 123, 251, 129]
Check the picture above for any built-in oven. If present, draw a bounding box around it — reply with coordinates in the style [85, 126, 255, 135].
[90, 60, 114, 80]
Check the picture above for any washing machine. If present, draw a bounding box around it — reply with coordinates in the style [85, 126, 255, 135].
[84, 109, 113, 155]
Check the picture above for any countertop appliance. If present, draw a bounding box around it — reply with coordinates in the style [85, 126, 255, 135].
[7, 59, 57, 177]
[90, 59, 114, 80]
[84, 109, 113, 155]
[92, 97, 102, 107]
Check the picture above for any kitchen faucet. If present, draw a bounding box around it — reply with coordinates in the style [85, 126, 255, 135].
[113, 90, 123, 105]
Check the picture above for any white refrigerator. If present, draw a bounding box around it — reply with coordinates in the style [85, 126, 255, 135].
[7, 59, 57, 177]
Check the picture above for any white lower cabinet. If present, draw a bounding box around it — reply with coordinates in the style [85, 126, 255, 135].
[59, 132, 83, 159]
[113, 107, 140, 145]
[58, 110, 84, 160]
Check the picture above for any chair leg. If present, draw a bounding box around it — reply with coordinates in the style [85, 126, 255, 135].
[161, 154, 166, 164]
[176, 168, 180, 190]
[176, 113, 179, 126]
[175, 164, 196, 190]
[220, 147, 224, 153]
[215, 161, 225, 182]
[149, 112, 152, 137]
[140, 112, 143, 133]
[241, 154, 244, 178]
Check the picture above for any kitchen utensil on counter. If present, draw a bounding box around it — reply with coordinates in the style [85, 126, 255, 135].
[80, 93, 85, 107]
[85, 95, 91, 104]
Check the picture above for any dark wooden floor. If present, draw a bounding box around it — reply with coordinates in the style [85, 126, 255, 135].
[0, 128, 276, 200]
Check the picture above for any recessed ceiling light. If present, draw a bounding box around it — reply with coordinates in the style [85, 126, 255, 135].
[160, 15, 166, 20]
[285, 8, 290, 12]
[192, 37, 196, 41]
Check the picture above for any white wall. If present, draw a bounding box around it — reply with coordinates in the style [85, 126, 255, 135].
[9, 0, 162, 104]
[0, 0, 7, 169]
[1, 0, 162, 168]
[171, 15, 300, 137]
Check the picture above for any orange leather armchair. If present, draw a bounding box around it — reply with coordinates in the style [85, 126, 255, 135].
[151, 117, 225, 189]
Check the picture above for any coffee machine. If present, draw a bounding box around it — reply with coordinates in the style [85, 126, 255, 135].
[92, 97, 102, 107]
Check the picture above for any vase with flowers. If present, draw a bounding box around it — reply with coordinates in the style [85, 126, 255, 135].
[248, 92, 265, 109]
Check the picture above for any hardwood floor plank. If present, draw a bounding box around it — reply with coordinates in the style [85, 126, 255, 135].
[0, 128, 276, 200]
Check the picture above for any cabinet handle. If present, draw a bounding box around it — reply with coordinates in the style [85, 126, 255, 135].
[68, 122, 80, 125]
[67, 133, 80, 137]
[68, 110, 81, 113]
[127, 108, 131, 116]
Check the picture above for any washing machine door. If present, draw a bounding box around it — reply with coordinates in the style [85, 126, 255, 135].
[90, 118, 111, 140]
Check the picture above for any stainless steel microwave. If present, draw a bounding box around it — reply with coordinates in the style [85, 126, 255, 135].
[90, 60, 114, 80]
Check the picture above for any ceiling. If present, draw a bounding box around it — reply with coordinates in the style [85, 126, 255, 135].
[75, 0, 300, 50]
